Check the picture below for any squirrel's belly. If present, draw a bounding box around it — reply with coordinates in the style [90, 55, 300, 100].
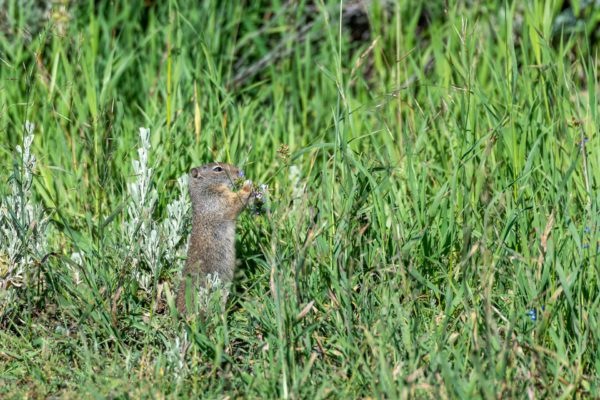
[186, 222, 237, 282]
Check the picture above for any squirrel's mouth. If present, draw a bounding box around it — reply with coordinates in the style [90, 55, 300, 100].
[230, 176, 246, 191]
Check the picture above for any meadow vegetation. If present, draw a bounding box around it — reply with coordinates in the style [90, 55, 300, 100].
[1, 0, 599, 398]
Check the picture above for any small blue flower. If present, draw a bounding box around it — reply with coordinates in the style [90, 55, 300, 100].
[238, 170, 245, 178]
[584, 226, 591, 234]
[527, 309, 537, 322]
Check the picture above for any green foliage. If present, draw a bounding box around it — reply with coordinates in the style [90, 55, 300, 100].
[1, 0, 599, 398]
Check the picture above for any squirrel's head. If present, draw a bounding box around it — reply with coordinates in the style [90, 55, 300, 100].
[189, 162, 243, 196]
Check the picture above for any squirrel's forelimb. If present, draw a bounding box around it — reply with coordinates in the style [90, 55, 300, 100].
[217, 181, 253, 219]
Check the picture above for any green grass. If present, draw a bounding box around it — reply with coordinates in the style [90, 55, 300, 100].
[1, 0, 599, 398]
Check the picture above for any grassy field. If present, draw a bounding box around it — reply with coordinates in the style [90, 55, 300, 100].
[1, 0, 599, 398]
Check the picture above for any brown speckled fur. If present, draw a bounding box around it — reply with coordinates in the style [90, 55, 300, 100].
[176, 162, 252, 314]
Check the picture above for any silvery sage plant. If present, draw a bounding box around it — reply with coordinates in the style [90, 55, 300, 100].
[0, 123, 49, 316]
[123, 127, 189, 294]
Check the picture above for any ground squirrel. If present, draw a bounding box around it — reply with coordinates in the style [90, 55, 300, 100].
[176, 162, 253, 314]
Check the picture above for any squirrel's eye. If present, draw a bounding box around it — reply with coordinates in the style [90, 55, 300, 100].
[212, 166, 223, 172]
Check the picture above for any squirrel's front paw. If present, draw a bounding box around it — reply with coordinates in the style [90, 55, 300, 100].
[240, 180, 253, 195]
[236, 180, 254, 204]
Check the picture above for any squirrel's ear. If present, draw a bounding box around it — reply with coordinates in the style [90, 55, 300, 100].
[190, 167, 199, 178]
